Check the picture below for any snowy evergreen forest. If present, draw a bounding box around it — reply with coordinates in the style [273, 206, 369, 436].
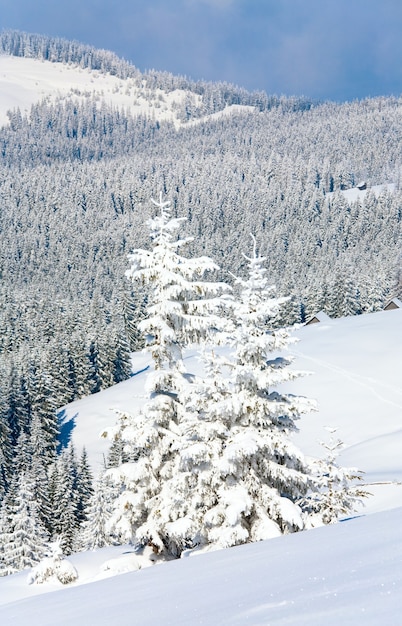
[0, 30, 400, 573]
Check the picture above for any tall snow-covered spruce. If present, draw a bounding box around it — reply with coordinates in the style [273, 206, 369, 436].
[202, 237, 321, 546]
[104, 194, 231, 555]
[104, 204, 338, 559]
[162, 237, 327, 553]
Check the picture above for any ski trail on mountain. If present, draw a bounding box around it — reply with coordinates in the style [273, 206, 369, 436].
[290, 349, 402, 412]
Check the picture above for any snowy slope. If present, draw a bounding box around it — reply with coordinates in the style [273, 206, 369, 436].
[1, 507, 402, 625]
[0, 54, 254, 129]
[0, 54, 190, 128]
[1, 308, 402, 623]
[60, 307, 402, 516]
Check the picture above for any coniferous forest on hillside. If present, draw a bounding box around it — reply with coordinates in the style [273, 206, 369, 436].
[0, 30, 401, 568]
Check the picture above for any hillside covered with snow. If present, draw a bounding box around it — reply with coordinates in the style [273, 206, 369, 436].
[62, 307, 402, 512]
[0, 51, 255, 129]
[1, 307, 402, 623]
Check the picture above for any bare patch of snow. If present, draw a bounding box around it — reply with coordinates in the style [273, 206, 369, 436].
[185, 103, 256, 127]
[327, 182, 397, 203]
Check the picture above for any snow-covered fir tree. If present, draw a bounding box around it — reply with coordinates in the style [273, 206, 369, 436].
[48, 453, 77, 554]
[74, 447, 94, 526]
[79, 473, 116, 551]
[27, 540, 78, 585]
[303, 427, 369, 526]
[0, 473, 49, 576]
[104, 194, 231, 555]
[49, 444, 93, 554]
[191, 238, 322, 547]
[0, 415, 12, 502]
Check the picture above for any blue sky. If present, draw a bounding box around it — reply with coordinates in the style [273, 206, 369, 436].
[1, 0, 402, 102]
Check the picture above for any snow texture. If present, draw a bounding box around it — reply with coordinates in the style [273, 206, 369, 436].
[1, 508, 402, 625]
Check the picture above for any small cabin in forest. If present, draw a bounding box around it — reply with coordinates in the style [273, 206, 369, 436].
[383, 298, 402, 311]
[305, 311, 332, 325]
[356, 181, 367, 191]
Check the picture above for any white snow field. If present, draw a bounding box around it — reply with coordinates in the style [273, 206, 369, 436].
[0, 54, 254, 129]
[62, 306, 402, 515]
[0, 507, 401, 626]
[0, 54, 191, 128]
[1, 307, 402, 624]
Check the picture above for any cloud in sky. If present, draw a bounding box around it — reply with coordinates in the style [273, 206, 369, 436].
[1, 0, 402, 101]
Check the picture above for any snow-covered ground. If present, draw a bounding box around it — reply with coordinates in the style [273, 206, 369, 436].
[1, 507, 402, 625]
[1, 307, 402, 623]
[62, 306, 402, 514]
[0, 54, 190, 128]
[328, 182, 397, 202]
[0, 54, 254, 129]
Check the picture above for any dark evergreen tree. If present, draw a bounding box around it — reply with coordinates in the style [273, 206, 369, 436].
[78, 473, 115, 551]
[51, 447, 79, 554]
[0, 414, 12, 502]
[75, 447, 94, 526]
[0, 473, 49, 575]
